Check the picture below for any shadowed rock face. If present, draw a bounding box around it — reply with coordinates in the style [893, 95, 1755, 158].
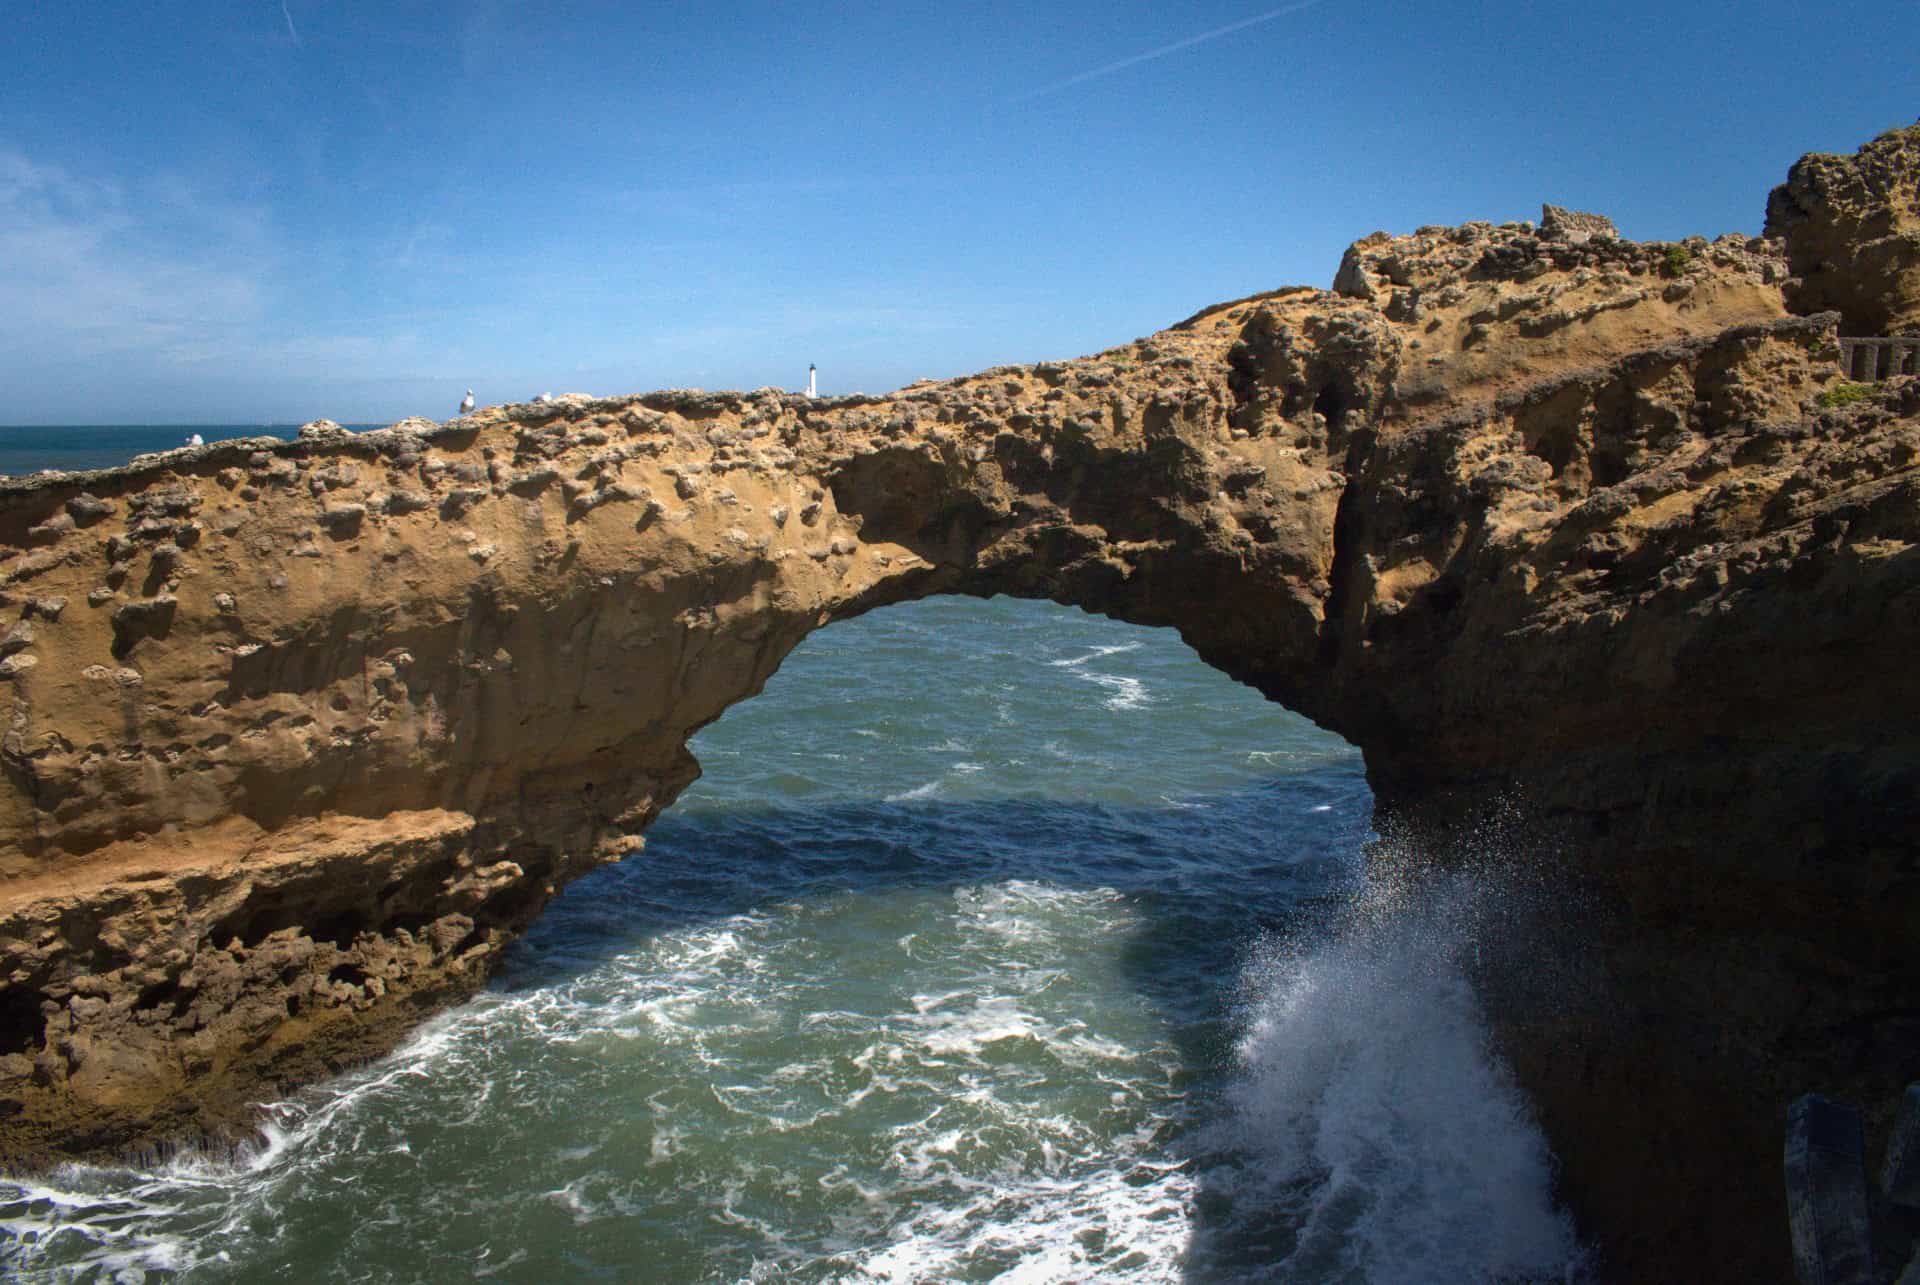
[1, 131, 1917, 1281]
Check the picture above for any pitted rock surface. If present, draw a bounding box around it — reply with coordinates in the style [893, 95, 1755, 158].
[0, 130, 1917, 1281]
[1768, 121, 1920, 334]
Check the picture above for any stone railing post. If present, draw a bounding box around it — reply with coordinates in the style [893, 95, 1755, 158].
[1831, 338, 1920, 381]
[1785, 1093, 1876, 1284]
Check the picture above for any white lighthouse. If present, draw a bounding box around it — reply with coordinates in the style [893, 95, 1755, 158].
[807, 364, 817, 398]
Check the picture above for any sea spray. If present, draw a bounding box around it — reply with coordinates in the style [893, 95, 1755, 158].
[0, 597, 1589, 1282]
[1188, 870, 1591, 1283]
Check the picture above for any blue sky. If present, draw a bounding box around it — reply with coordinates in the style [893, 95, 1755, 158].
[2, 2, 1914, 424]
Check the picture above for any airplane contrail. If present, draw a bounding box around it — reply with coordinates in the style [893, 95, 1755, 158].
[1009, 1, 1328, 103]
[281, 0, 301, 44]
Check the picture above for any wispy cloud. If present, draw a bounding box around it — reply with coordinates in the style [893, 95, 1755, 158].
[1009, 1, 1328, 103]
[0, 149, 266, 363]
[281, 0, 301, 45]
[0, 146, 447, 403]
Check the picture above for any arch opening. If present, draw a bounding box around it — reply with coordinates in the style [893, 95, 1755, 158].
[9, 597, 1579, 1282]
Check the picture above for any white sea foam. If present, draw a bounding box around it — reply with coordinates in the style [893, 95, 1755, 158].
[1191, 877, 1590, 1282]
[1074, 670, 1151, 710]
[831, 1143, 1197, 1284]
[1049, 641, 1143, 668]
[1247, 746, 1360, 769]
[884, 780, 941, 803]
[0, 1178, 197, 1279]
[472, 1246, 528, 1277]
[0, 995, 502, 1278]
[951, 879, 1134, 948]
[0, 841, 1579, 1285]
[906, 995, 1049, 1057]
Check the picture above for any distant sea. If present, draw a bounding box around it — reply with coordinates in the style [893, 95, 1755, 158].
[0, 431, 1590, 1281]
[0, 425, 383, 478]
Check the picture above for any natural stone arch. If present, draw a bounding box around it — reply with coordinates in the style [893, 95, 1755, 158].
[2, 141, 1919, 1279]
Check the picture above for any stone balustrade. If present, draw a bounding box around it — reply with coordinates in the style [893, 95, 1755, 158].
[1837, 336, 1920, 381]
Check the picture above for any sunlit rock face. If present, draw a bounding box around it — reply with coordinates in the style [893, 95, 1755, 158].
[1768, 121, 1920, 335]
[1, 130, 1916, 1281]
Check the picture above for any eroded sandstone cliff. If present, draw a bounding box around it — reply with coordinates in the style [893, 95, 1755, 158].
[2, 127, 1918, 1280]
[1768, 120, 1920, 334]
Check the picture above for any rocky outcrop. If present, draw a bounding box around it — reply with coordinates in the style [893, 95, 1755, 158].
[1, 132, 1917, 1280]
[1768, 121, 1920, 334]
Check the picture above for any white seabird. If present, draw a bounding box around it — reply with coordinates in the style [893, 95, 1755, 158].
[459, 389, 475, 415]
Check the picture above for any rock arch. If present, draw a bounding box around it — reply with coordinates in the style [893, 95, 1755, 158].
[3, 136, 1920, 1279]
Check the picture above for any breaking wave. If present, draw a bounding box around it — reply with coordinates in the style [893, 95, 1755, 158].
[1186, 874, 1590, 1282]
[0, 596, 1584, 1283]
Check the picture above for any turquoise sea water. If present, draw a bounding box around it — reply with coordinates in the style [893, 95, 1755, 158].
[0, 432, 1586, 1282]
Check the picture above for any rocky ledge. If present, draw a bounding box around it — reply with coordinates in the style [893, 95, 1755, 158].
[2, 126, 1917, 1280]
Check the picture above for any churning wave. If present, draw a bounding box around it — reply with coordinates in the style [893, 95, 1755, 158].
[1186, 874, 1591, 1283]
[1049, 642, 1144, 668]
[0, 873, 1587, 1284]
[0, 597, 1583, 1283]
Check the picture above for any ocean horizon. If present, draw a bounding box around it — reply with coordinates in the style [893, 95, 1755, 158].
[0, 425, 391, 478]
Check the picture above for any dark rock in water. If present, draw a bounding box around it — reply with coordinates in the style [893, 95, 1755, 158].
[1887, 1085, 1920, 1210]
[1785, 1094, 1875, 1285]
